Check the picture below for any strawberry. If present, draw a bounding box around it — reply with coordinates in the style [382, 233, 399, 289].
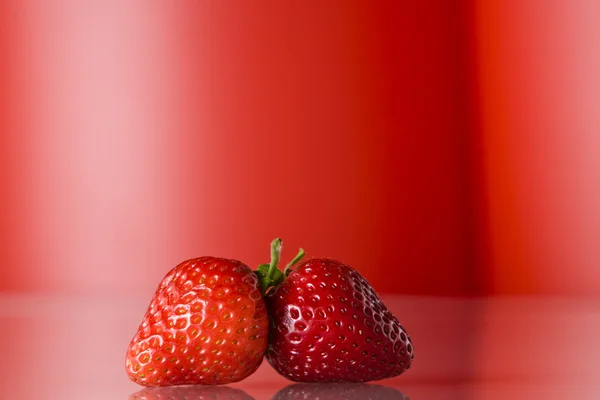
[261, 240, 414, 383]
[272, 383, 410, 400]
[125, 257, 269, 386]
[129, 385, 256, 400]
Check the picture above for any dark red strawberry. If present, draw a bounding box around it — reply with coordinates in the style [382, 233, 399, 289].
[272, 383, 410, 400]
[129, 385, 256, 400]
[262, 240, 414, 383]
[125, 257, 269, 386]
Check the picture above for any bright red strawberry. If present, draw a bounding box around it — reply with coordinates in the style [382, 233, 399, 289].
[125, 257, 269, 386]
[262, 240, 414, 383]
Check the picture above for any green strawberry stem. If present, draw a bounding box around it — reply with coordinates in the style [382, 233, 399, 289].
[266, 238, 283, 283]
[284, 247, 305, 276]
[256, 238, 305, 294]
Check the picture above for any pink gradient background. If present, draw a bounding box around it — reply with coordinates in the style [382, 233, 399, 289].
[1, 1, 599, 399]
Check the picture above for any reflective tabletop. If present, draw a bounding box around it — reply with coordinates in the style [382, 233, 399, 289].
[1, 294, 597, 399]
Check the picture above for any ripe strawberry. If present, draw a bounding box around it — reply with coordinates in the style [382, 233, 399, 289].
[262, 241, 414, 383]
[272, 383, 409, 400]
[125, 257, 269, 386]
[129, 385, 256, 400]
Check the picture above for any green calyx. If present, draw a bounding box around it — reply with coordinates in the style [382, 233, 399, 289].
[255, 238, 305, 294]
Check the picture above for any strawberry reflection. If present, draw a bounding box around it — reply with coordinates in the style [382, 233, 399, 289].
[129, 385, 255, 400]
[272, 383, 409, 400]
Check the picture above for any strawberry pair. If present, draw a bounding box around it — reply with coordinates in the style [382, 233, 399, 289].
[125, 239, 414, 386]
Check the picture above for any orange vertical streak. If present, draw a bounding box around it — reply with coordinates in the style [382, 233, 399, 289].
[475, 0, 600, 295]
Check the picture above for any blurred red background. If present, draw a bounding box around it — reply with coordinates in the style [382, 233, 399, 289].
[2, 2, 600, 399]
[1, 0, 599, 298]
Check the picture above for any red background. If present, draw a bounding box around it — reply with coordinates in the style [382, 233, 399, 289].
[1, 2, 599, 399]
[1, 0, 599, 298]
